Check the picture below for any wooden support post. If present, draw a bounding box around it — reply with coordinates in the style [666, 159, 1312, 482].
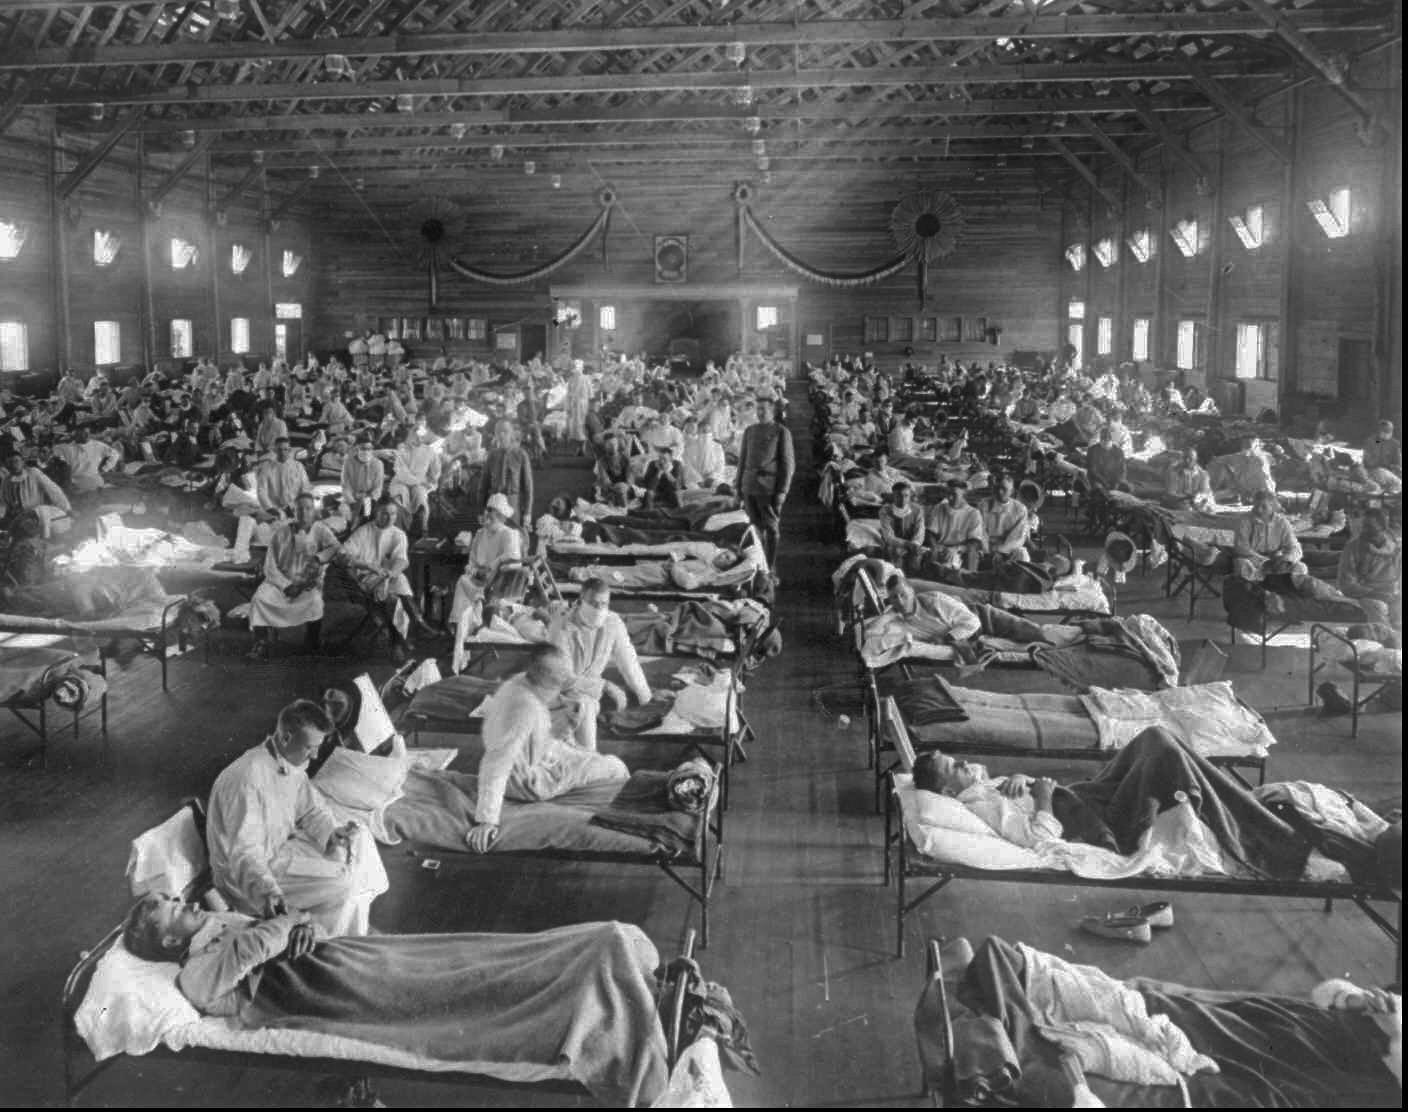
[1078, 114, 1161, 201]
[48, 116, 71, 371]
[136, 133, 156, 368]
[1152, 172, 1170, 368]
[1204, 136, 1228, 391]
[1278, 88, 1304, 400]
[0, 78, 31, 137]
[261, 169, 274, 357]
[208, 153, 221, 363]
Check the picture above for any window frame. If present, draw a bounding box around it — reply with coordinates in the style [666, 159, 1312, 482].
[1175, 319, 1203, 372]
[1096, 316, 1113, 356]
[1131, 317, 1151, 363]
[230, 316, 251, 354]
[891, 316, 915, 343]
[169, 236, 200, 270]
[0, 319, 29, 371]
[598, 305, 616, 332]
[755, 305, 780, 331]
[274, 302, 303, 320]
[1233, 320, 1276, 381]
[1067, 298, 1086, 322]
[94, 320, 122, 366]
[863, 315, 890, 344]
[169, 318, 194, 359]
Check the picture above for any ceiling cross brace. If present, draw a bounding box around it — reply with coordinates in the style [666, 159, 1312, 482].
[1047, 136, 1122, 215]
[1184, 56, 1290, 165]
[56, 109, 143, 198]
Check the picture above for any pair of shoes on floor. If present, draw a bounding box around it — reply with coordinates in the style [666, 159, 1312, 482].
[1079, 900, 1174, 944]
[1317, 681, 1354, 717]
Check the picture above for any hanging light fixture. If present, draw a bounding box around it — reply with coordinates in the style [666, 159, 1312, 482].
[214, 0, 241, 20]
[756, 155, 770, 171]
[308, 165, 320, 179]
[324, 53, 352, 78]
[489, 144, 505, 161]
[180, 129, 197, 148]
[354, 177, 365, 192]
[551, 174, 562, 189]
[88, 102, 105, 121]
[449, 122, 467, 139]
[395, 93, 414, 113]
[251, 149, 264, 164]
[725, 41, 746, 66]
[751, 138, 766, 157]
[744, 115, 761, 134]
[731, 84, 754, 106]
[523, 160, 536, 175]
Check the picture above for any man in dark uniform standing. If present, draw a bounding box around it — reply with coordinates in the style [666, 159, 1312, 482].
[737, 396, 794, 578]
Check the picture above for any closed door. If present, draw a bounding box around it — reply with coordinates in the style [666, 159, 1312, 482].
[801, 321, 831, 364]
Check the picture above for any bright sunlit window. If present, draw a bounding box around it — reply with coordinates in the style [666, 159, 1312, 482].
[170, 319, 193, 358]
[281, 249, 302, 277]
[1096, 316, 1113, 355]
[0, 219, 28, 260]
[93, 229, 122, 267]
[1064, 243, 1086, 272]
[756, 305, 779, 330]
[1229, 204, 1265, 250]
[1093, 238, 1117, 268]
[1176, 320, 1199, 371]
[274, 302, 302, 320]
[1170, 218, 1199, 258]
[1307, 188, 1351, 238]
[1235, 322, 1267, 379]
[230, 317, 251, 354]
[1132, 318, 1151, 363]
[230, 243, 253, 275]
[1066, 323, 1083, 368]
[0, 320, 28, 371]
[1127, 228, 1154, 263]
[94, 320, 121, 365]
[170, 236, 200, 269]
[1067, 298, 1085, 321]
[599, 305, 616, 331]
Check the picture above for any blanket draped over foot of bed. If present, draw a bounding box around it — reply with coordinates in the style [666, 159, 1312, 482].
[243, 921, 669, 1107]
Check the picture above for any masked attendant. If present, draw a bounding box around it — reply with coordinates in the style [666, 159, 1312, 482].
[448, 493, 523, 636]
[340, 435, 385, 527]
[388, 424, 441, 538]
[547, 579, 653, 750]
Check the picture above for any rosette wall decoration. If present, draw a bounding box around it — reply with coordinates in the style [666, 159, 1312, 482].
[448, 187, 617, 287]
[888, 191, 964, 307]
[406, 196, 466, 310]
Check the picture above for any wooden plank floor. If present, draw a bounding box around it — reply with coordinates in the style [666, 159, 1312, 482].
[1, 379, 1400, 1107]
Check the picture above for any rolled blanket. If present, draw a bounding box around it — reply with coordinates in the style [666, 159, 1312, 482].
[666, 756, 717, 815]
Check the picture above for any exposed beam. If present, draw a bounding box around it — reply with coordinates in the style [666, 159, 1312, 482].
[268, 175, 314, 222]
[1047, 137, 1122, 215]
[215, 160, 265, 211]
[132, 95, 1212, 135]
[0, 76, 31, 136]
[1077, 113, 1161, 200]
[26, 59, 1279, 106]
[1113, 86, 1213, 185]
[1184, 56, 1291, 164]
[1240, 0, 1382, 137]
[55, 108, 141, 198]
[145, 133, 215, 210]
[3, 11, 1383, 69]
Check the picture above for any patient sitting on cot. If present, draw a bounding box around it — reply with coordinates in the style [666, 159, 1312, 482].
[910, 728, 1324, 881]
[119, 894, 672, 1106]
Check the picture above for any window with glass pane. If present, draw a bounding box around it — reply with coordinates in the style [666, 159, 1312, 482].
[230, 317, 251, 354]
[1066, 323, 1083, 368]
[1096, 316, 1113, 355]
[93, 229, 121, 267]
[281, 250, 302, 278]
[1176, 320, 1199, 370]
[230, 243, 253, 275]
[94, 320, 121, 365]
[274, 323, 288, 361]
[920, 318, 937, 342]
[170, 319, 194, 358]
[170, 236, 199, 269]
[0, 219, 27, 260]
[1132, 318, 1151, 362]
[0, 321, 28, 371]
[1068, 298, 1085, 321]
[598, 305, 616, 331]
[1234, 322, 1265, 379]
[274, 302, 302, 320]
[466, 318, 487, 341]
[892, 317, 914, 343]
[863, 316, 889, 344]
[755, 305, 779, 330]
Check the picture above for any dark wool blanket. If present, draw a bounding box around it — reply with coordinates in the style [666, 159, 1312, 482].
[591, 758, 715, 855]
[243, 922, 669, 1106]
[1061, 727, 1311, 879]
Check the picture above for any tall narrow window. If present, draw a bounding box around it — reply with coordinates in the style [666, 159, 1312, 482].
[1131, 318, 1151, 363]
[1066, 323, 1084, 368]
[274, 323, 288, 361]
[230, 243, 253, 275]
[1307, 188, 1351, 239]
[0, 219, 29, 260]
[94, 320, 121, 365]
[1170, 218, 1199, 258]
[755, 305, 779, 330]
[1096, 316, 1113, 356]
[1067, 298, 1086, 321]
[1176, 320, 1200, 371]
[1064, 243, 1086, 271]
[1092, 238, 1117, 268]
[598, 305, 616, 332]
[1228, 204, 1265, 250]
[93, 229, 122, 268]
[1126, 228, 1154, 264]
[892, 317, 915, 343]
[281, 249, 303, 277]
[230, 317, 251, 354]
[0, 320, 28, 371]
[170, 319, 194, 358]
[170, 236, 200, 269]
[1234, 322, 1266, 379]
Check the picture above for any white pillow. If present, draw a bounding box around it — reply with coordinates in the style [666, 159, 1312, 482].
[905, 787, 998, 840]
[313, 735, 408, 813]
[74, 941, 199, 1061]
[895, 780, 1044, 870]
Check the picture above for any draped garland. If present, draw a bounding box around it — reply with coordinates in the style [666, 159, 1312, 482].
[447, 188, 615, 286]
[733, 183, 964, 306]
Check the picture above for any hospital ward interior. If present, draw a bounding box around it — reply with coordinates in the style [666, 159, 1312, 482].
[0, 0, 1404, 1107]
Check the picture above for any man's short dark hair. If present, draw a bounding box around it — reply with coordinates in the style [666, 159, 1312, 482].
[525, 642, 567, 685]
[912, 752, 945, 794]
[277, 699, 332, 738]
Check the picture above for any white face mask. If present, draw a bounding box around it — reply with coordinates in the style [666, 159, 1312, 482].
[578, 601, 608, 629]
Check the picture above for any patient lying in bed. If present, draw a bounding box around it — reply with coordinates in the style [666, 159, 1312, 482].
[118, 894, 671, 1106]
[569, 539, 767, 592]
[911, 727, 1342, 881]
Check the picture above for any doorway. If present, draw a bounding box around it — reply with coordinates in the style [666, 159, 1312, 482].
[521, 323, 548, 364]
[639, 300, 740, 372]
